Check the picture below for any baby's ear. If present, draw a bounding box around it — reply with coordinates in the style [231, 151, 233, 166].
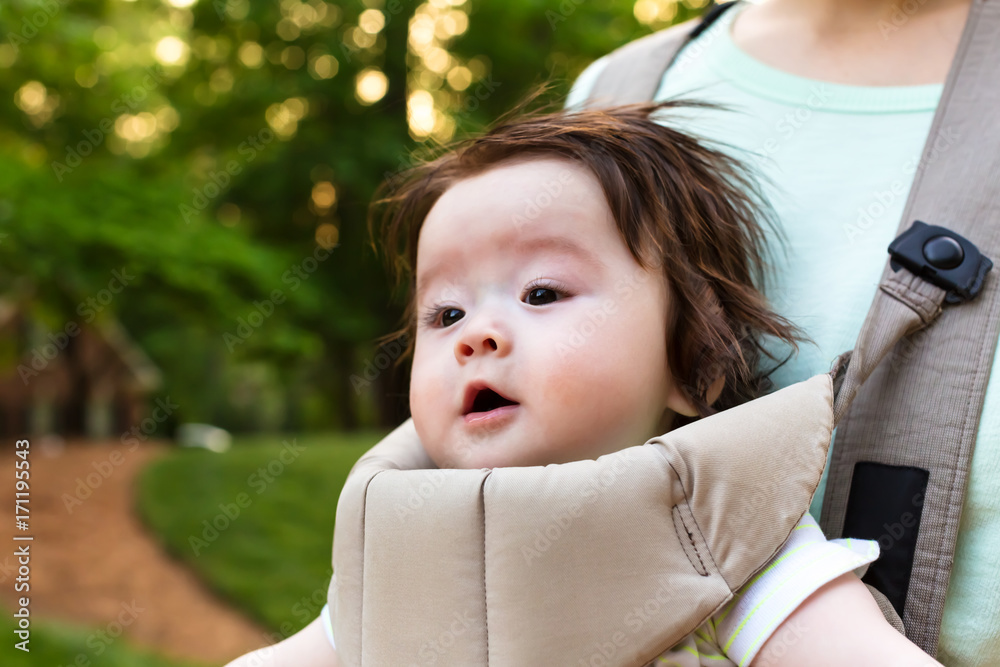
[665, 375, 726, 418]
[664, 383, 698, 418]
[705, 375, 726, 407]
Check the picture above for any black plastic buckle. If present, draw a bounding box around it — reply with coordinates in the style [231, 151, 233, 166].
[888, 221, 993, 304]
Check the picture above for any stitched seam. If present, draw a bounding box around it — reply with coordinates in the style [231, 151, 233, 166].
[480, 474, 490, 666]
[654, 445, 730, 588]
[904, 277, 1000, 643]
[880, 280, 943, 324]
[682, 507, 710, 576]
[357, 470, 387, 662]
[673, 504, 709, 576]
[671, 505, 698, 572]
[939, 234, 1000, 619]
[924, 290, 1000, 641]
[686, 496, 724, 580]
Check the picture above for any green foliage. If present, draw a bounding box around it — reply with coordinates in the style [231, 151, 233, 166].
[0, 0, 700, 429]
[136, 431, 382, 631]
[0, 151, 289, 321]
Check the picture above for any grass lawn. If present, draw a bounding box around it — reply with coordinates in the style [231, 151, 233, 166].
[136, 430, 386, 634]
[0, 611, 207, 667]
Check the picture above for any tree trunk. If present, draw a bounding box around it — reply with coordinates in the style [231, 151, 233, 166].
[331, 340, 359, 430]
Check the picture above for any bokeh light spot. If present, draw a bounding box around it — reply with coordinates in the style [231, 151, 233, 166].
[154, 36, 190, 66]
[355, 68, 388, 105]
[315, 223, 339, 249]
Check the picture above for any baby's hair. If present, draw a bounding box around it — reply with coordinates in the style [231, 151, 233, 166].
[371, 100, 802, 418]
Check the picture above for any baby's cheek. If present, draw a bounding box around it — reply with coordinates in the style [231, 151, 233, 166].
[538, 355, 637, 454]
[409, 356, 448, 436]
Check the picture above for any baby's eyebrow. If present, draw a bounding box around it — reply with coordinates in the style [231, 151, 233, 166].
[415, 235, 606, 300]
[512, 235, 607, 274]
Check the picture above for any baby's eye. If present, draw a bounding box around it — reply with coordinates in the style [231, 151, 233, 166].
[440, 308, 464, 327]
[525, 287, 559, 306]
[421, 306, 465, 329]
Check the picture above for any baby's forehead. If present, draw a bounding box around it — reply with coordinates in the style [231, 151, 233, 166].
[413, 161, 633, 296]
[423, 157, 606, 236]
[415, 226, 612, 297]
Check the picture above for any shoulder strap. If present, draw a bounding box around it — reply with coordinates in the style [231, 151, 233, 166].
[581, 0, 1000, 654]
[584, 1, 737, 108]
[820, 0, 1000, 655]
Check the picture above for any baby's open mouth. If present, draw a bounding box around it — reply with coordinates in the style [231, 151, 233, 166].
[463, 386, 519, 415]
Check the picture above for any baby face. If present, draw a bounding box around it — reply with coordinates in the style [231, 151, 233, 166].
[410, 157, 694, 469]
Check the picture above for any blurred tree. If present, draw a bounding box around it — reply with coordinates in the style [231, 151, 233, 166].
[0, 0, 707, 432]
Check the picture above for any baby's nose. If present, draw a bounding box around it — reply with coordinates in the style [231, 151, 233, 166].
[455, 321, 509, 360]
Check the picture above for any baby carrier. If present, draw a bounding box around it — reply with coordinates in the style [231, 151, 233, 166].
[326, 2, 1000, 663]
[581, 0, 1000, 655]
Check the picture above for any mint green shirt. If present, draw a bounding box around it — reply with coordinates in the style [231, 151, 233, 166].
[568, 5, 1000, 664]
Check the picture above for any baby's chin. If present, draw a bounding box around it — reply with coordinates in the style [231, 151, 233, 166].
[428, 434, 618, 470]
[418, 413, 648, 469]
[428, 433, 548, 470]
[429, 444, 529, 470]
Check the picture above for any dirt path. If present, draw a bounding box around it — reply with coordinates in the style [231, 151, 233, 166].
[0, 438, 271, 665]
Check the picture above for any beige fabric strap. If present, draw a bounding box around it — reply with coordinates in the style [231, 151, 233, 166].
[821, 0, 1000, 655]
[830, 271, 945, 426]
[584, 17, 702, 108]
[585, 0, 1000, 651]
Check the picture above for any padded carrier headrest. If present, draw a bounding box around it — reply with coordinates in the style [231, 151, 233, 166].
[328, 374, 834, 666]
